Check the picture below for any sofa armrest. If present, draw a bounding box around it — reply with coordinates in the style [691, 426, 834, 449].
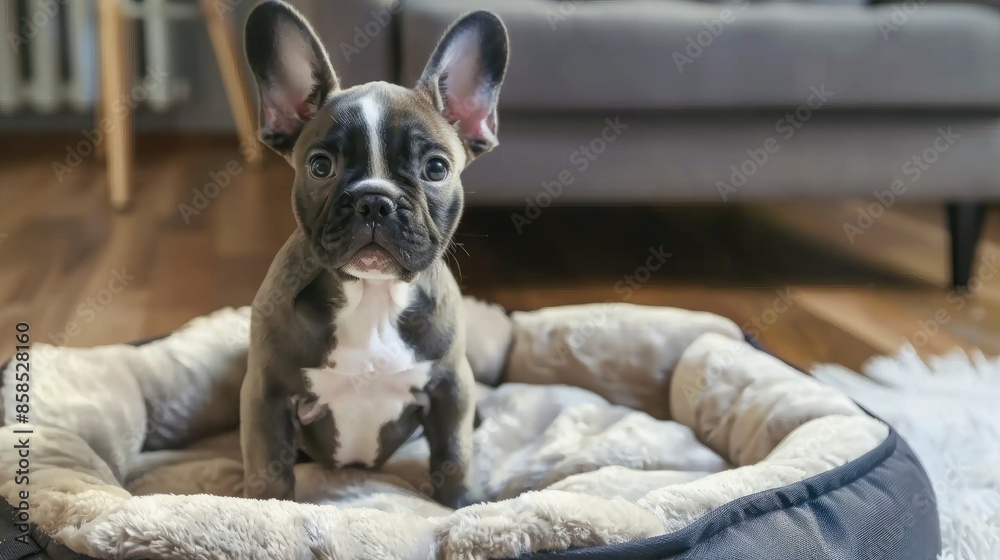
[289, 0, 401, 87]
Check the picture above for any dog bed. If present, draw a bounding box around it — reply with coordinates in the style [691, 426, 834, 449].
[0, 299, 939, 560]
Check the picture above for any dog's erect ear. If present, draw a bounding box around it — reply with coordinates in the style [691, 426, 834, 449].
[245, 1, 338, 156]
[417, 11, 509, 160]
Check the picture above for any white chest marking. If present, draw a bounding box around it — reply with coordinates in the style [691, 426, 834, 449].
[359, 95, 389, 179]
[301, 279, 430, 466]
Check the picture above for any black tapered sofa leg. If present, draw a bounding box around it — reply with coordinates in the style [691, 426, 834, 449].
[946, 201, 987, 290]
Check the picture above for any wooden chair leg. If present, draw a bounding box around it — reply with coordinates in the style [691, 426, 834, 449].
[98, 0, 133, 210]
[946, 201, 987, 290]
[94, 54, 105, 159]
[201, 0, 261, 165]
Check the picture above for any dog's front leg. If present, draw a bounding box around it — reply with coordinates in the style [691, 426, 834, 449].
[240, 367, 297, 500]
[422, 357, 477, 509]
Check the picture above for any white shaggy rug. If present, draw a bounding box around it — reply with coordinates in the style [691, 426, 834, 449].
[812, 346, 1000, 560]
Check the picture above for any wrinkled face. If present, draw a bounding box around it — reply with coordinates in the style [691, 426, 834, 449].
[291, 84, 467, 280]
[244, 2, 508, 280]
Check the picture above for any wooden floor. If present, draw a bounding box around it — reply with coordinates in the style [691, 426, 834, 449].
[2, 137, 999, 374]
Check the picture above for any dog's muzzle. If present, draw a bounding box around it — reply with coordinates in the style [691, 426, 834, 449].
[336, 186, 406, 279]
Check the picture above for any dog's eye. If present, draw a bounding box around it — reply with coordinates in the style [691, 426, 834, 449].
[308, 154, 334, 179]
[423, 157, 449, 182]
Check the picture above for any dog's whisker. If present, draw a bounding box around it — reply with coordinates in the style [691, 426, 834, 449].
[444, 243, 464, 282]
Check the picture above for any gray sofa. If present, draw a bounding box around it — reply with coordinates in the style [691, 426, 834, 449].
[295, 0, 1000, 287]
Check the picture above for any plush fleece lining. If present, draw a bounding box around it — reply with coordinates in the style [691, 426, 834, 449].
[1, 300, 887, 559]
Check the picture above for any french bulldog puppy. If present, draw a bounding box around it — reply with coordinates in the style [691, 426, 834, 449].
[239, 0, 508, 508]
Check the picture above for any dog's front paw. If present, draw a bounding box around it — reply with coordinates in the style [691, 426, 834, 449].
[243, 475, 295, 501]
[441, 487, 486, 510]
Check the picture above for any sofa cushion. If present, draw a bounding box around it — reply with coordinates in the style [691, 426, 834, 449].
[400, 0, 1000, 110]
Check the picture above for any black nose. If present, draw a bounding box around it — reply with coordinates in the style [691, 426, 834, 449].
[353, 194, 396, 218]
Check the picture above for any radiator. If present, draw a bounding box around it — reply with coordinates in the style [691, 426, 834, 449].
[0, 0, 196, 115]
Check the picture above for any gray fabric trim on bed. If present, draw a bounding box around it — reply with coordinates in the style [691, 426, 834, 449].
[0, 301, 888, 559]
